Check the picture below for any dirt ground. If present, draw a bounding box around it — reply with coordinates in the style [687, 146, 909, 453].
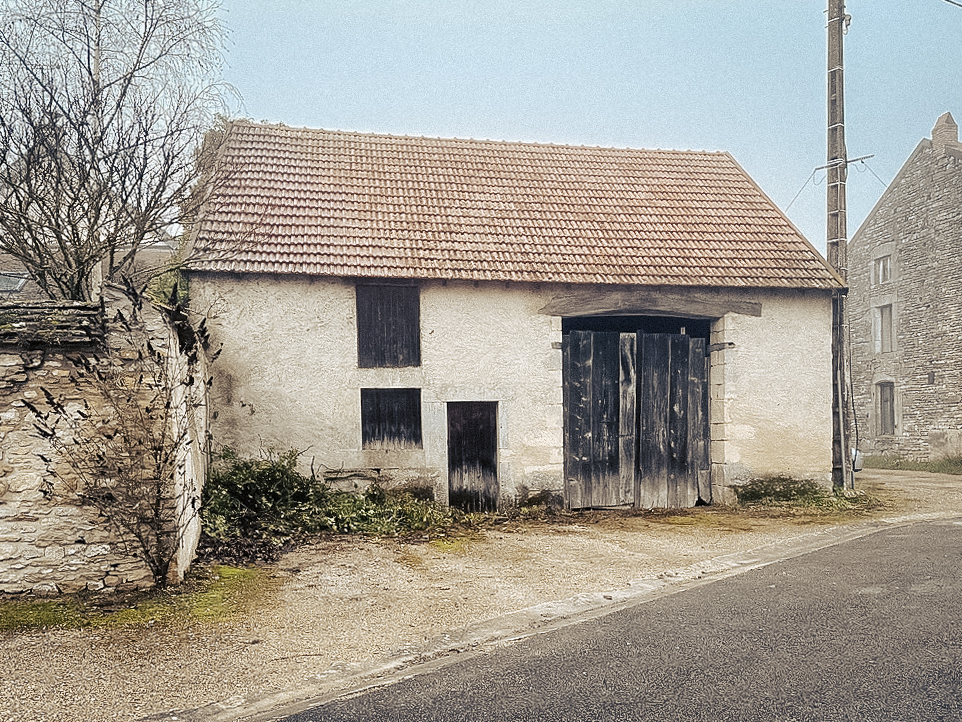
[2, 469, 961, 722]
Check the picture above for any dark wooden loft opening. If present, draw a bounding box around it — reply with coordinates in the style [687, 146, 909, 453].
[561, 314, 711, 341]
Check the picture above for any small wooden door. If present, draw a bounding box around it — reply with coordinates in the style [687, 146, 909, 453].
[447, 401, 498, 512]
[563, 330, 709, 509]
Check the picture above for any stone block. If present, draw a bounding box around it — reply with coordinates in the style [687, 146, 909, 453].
[712, 483, 738, 506]
[708, 402, 730, 425]
[710, 439, 728, 461]
[9, 488, 46, 503]
[32, 582, 60, 597]
[6, 472, 41, 493]
[84, 544, 111, 558]
[58, 580, 88, 594]
[0, 527, 36, 543]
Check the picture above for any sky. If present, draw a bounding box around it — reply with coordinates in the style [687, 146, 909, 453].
[215, 0, 962, 255]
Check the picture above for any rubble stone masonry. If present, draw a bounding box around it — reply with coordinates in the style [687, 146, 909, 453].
[0, 290, 208, 594]
[849, 113, 962, 461]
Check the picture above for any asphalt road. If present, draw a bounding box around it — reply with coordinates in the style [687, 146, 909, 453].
[278, 518, 962, 722]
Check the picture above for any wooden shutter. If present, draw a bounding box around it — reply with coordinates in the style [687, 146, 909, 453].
[361, 388, 423, 449]
[357, 284, 421, 368]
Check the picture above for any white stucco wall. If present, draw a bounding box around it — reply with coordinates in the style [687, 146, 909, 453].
[191, 275, 563, 501]
[709, 289, 834, 496]
[191, 274, 834, 506]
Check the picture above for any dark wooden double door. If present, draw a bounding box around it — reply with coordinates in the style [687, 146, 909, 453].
[563, 330, 710, 509]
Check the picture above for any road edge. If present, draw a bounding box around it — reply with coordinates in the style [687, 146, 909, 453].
[142, 511, 957, 722]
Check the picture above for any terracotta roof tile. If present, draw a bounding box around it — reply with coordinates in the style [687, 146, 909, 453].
[191, 122, 841, 289]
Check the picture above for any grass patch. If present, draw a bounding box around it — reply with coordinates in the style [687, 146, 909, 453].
[864, 455, 962, 475]
[395, 548, 426, 569]
[183, 565, 267, 622]
[0, 565, 271, 633]
[428, 536, 476, 554]
[0, 600, 86, 631]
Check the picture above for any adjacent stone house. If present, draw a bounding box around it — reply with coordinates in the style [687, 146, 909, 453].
[849, 112, 962, 461]
[188, 121, 842, 510]
[0, 287, 209, 594]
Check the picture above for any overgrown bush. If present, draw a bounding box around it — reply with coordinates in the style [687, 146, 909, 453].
[200, 448, 460, 561]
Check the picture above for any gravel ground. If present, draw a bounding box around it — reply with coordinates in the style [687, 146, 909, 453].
[2, 469, 961, 722]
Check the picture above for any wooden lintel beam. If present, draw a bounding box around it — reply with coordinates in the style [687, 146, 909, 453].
[538, 289, 762, 318]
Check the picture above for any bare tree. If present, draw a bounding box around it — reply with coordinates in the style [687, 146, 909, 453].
[0, 0, 233, 300]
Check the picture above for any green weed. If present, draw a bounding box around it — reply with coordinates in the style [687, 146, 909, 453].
[729, 475, 890, 519]
[732, 476, 826, 505]
[428, 536, 476, 554]
[863, 455, 962, 475]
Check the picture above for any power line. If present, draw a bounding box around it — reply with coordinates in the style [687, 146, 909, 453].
[786, 154, 877, 212]
[814, 153, 875, 171]
[785, 168, 817, 211]
[851, 157, 889, 189]
[942, 0, 962, 8]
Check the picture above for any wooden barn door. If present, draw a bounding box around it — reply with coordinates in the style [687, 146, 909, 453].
[563, 331, 635, 508]
[636, 333, 711, 508]
[563, 330, 710, 509]
[447, 401, 499, 512]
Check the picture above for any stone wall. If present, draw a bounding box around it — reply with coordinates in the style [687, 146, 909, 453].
[190, 274, 564, 503]
[849, 113, 962, 461]
[0, 288, 209, 594]
[190, 272, 834, 506]
[709, 289, 835, 499]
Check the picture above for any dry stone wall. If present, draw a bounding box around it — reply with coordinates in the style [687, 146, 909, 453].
[0, 288, 209, 594]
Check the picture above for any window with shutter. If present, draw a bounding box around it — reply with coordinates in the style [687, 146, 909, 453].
[878, 382, 895, 436]
[878, 304, 894, 354]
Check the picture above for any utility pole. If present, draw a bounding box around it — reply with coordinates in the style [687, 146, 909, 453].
[827, 0, 852, 488]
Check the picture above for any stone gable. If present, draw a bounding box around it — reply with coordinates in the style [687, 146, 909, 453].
[849, 113, 962, 460]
